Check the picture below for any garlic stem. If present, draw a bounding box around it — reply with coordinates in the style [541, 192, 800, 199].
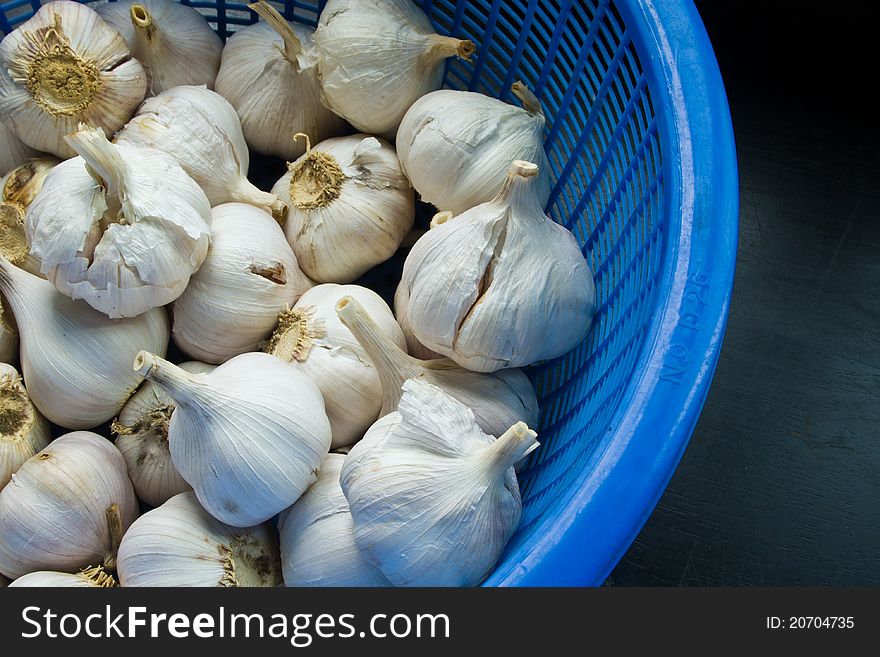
[335, 296, 422, 413]
[65, 127, 127, 198]
[134, 351, 200, 404]
[103, 503, 124, 570]
[426, 34, 476, 62]
[249, 0, 302, 62]
[493, 160, 542, 212]
[484, 421, 539, 474]
[429, 210, 453, 229]
[229, 178, 281, 212]
[130, 5, 156, 40]
[511, 81, 544, 117]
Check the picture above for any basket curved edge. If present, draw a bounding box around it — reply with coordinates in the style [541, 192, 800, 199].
[484, 0, 739, 586]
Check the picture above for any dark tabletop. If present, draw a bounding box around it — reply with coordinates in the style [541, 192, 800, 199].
[610, 1, 880, 586]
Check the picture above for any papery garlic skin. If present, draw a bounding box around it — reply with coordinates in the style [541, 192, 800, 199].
[215, 1, 346, 160]
[394, 275, 443, 360]
[0, 1, 147, 159]
[399, 161, 597, 372]
[267, 284, 406, 449]
[97, 0, 223, 95]
[0, 259, 169, 429]
[272, 134, 414, 283]
[337, 295, 539, 438]
[1, 157, 58, 208]
[26, 126, 212, 319]
[113, 361, 215, 507]
[0, 362, 50, 491]
[0, 300, 17, 364]
[10, 565, 117, 587]
[0, 431, 138, 579]
[117, 85, 280, 214]
[314, 0, 475, 140]
[341, 379, 538, 587]
[172, 203, 311, 364]
[135, 351, 332, 527]
[278, 453, 390, 587]
[118, 491, 282, 587]
[0, 121, 39, 176]
[397, 85, 552, 215]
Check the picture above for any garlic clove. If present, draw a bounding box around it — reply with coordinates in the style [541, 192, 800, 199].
[399, 160, 597, 372]
[336, 295, 539, 438]
[113, 360, 215, 508]
[266, 283, 406, 449]
[0, 257, 170, 429]
[341, 379, 538, 586]
[172, 203, 311, 364]
[0, 431, 139, 579]
[96, 0, 224, 95]
[134, 351, 332, 527]
[314, 0, 475, 139]
[9, 565, 118, 587]
[1, 157, 58, 208]
[0, 1, 147, 159]
[278, 453, 390, 586]
[0, 362, 51, 491]
[272, 133, 415, 283]
[393, 273, 443, 360]
[214, 1, 347, 160]
[397, 84, 552, 215]
[117, 491, 283, 587]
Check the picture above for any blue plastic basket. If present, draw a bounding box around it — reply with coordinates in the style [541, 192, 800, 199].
[0, 0, 738, 586]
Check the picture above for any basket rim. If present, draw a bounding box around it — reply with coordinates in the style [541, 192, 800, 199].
[484, 0, 739, 586]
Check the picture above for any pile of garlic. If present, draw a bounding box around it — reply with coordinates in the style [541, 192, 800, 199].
[0, 0, 597, 588]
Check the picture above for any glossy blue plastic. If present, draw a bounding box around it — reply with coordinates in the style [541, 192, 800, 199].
[0, 0, 738, 586]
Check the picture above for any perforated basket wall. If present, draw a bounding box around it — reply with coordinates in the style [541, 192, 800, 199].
[0, 0, 738, 585]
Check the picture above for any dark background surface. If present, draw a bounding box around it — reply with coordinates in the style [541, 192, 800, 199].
[610, 1, 880, 586]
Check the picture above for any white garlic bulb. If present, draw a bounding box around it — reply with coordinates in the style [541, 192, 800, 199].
[0, 258, 169, 429]
[215, 1, 346, 160]
[117, 85, 282, 216]
[0, 121, 39, 176]
[398, 160, 597, 372]
[337, 295, 539, 438]
[0, 362, 50, 491]
[1, 157, 58, 208]
[172, 203, 311, 364]
[118, 491, 283, 587]
[26, 125, 212, 319]
[97, 0, 223, 95]
[0, 1, 147, 159]
[314, 0, 475, 139]
[0, 300, 17, 364]
[0, 431, 138, 579]
[397, 85, 552, 215]
[134, 351, 332, 526]
[0, 200, 42, 277]
[278, 453, 390, 587]
[10, 565, 117, 587]
[272, 134, 414, 283]
[113, 361, 216, 508]
[341, 379, 538, 586]
[267, 284, 406, 449]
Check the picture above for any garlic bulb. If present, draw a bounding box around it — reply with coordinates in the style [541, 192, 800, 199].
[0, 1, 147, 159]
[314, 0, 475, 140]
[0, 258, 169, 429]
[118, 491, 282, 587]
[10, 565, 117, 587]
[0, 431, 138, 579]
[113, 361, 215, 507]
[117, 86, 282, 216]
[397, 84, 552, 215]
[272, 134, 414, 283]
[337, 295, 538, 438]
[341, 379, 538, 586]
[0, 363, 50, 491]
[26, 125, 212, 319]
[172, 203, 311, 364]
[278, 453, 390, 587]
[0, 300, 17, 364]
[398, 160, 597, 372]
[266, 283, 406, 449]
[134, 351, 331, 526]
[1, 157, 58, 208]
[0, 200, 42, 277]
[96, 0, 223, 95]
[214, 1, 346, 160]
[0, 121, 39, 176]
